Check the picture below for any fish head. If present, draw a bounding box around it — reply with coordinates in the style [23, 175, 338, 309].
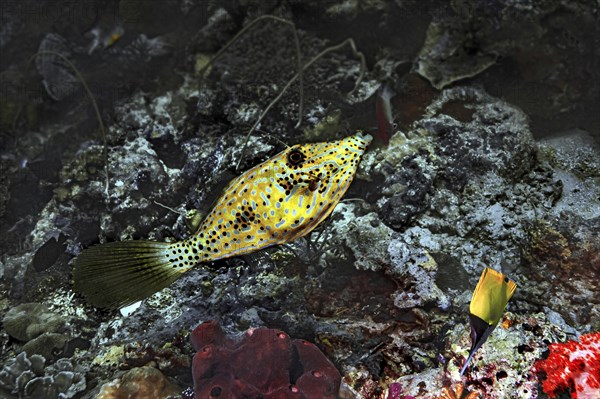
[260, 133, 372, 239]
[275, 132, 372, 188]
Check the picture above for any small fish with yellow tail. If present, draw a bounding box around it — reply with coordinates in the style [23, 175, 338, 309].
[460, 267, 517, 376]
[73, 133, 372, 308]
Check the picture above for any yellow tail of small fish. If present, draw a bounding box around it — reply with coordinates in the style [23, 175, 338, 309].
[72, 241, 190, 308]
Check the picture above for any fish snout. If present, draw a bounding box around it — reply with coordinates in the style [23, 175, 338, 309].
[351, 132, 373, 150]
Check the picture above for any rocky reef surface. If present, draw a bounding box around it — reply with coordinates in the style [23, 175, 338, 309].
[1, 1, 599, 399]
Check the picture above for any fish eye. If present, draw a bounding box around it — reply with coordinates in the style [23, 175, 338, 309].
[287, 149, 305, 165]
[504, 277, 509, 283]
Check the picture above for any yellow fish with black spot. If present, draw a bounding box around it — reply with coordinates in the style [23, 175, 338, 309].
[460, 267, 517, 376]
[73, 133, 372, 308]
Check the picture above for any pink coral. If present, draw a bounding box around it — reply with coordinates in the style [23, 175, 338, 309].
[386, 382, 405, 399]
[191, 321, 341, 398]
[533, 332, 600, 399]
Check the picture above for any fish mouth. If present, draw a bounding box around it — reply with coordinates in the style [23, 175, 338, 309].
[351, 132, 373, 149]
[358, 132, 373, 143]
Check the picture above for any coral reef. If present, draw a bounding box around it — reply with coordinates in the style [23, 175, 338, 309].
[522, 130, 600, 332]
[533, 332, 600, 399]
[191, 320, 341, 398]
[433, 382, 480, 399]
[2, 303, 70, 358]
[414, 0, 600, 134]
[96, 366, 182, 399]
[3, 303, 66, 342]
[0, 353, 85, 399]
[383, 312, 567, 399]
[22, 332, 69, 359]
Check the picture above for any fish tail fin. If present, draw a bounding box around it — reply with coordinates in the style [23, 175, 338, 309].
[72, 240, 191, 309]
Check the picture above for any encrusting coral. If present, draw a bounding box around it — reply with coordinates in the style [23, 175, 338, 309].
[96, 366, 181, 399]
[533, 332, 600, 399]
[191, 320, 341, 398]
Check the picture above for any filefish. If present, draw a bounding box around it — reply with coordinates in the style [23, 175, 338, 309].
[460, 267, 517, 376]
[73, 133, 372, 308]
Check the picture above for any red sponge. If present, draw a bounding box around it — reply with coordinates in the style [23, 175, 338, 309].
[190, 321, 342, 399]
[533, 332, 600, 399]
